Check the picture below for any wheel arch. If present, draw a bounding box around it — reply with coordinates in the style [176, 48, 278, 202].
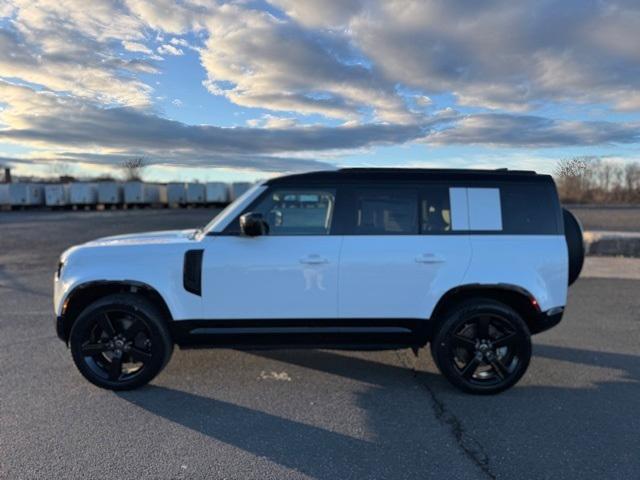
[430, 283, 541, 335]
[59, 280, 173, 343]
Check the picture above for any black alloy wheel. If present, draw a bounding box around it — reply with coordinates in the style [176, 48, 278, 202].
[431, 299, 531, 394]
[70, 294, 172, 390]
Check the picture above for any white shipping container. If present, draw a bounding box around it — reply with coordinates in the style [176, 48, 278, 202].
[167, 183, 187, 205]
[143, 184, 168, 204]
[98, 182, 123, 205]
[231, 182, 252, 200]
[10, 183, 44, 206]
[45, 184, 70, 206]
[186, 183, 206, 204]
[124, 181, 145, 204]
[205, 182, 229, 204]
[70, 182, 98, 205]
[0, 184, 9, 206]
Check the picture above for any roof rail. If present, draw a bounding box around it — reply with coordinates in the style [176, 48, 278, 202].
[336, 167, 537, 175]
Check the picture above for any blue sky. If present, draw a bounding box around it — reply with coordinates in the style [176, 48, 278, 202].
[1, 1, 639, 182]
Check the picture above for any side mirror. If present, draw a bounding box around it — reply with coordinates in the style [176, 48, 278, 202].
[239, 212, 269, 237]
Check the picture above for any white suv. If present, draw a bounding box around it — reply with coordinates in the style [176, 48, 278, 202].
[54, 168, 584, 394]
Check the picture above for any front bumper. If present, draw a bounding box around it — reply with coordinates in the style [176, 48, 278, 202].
[56, 315, 68, 343]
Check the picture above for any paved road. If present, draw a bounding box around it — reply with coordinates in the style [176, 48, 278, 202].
[567, 205, 640, 232]
[1, 211, 639, 479]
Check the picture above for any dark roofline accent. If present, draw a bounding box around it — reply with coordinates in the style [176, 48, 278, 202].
[266, 167, 551, 185]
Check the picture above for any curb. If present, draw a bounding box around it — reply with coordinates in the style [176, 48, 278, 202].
[584, 231, 640, 258]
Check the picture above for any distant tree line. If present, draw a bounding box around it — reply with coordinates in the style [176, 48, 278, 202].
[554, 157, 640, 204]
[44, 157, 147, 183]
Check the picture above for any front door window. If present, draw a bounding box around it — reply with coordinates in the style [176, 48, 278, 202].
[251, 188, 336, 235]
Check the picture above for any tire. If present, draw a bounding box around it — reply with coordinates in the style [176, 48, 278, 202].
[69, 293, 173, 390]
[430, 299, 531, 395]
[562, 208, 585, 286]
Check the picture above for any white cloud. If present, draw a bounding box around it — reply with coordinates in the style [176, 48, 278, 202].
[122, 41, 152, 54]
[269, 0, 364, 28]
[169, 37, 192, 48]
[199, 4, 415, 123]
[157, 44, 184, 56]
[0, 2, 16, 16]
[414, 96, 432, 107]
[269, 0, 640, 112]
[5, 0, 640, 119]
[247, 115, 299, 129]
[0, 0, 153, 106]
[124, 0, 207, 34]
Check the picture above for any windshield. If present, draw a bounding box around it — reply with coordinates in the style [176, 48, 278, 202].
[202, 183, 265, 234]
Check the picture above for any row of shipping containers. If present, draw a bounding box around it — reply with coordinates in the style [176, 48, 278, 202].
[0, 181, 253, 209]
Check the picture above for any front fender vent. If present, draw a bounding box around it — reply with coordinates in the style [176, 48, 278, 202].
[183, 249, 204, 296]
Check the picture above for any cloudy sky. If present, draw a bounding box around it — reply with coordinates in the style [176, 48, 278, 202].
[1, 0, 639, 182]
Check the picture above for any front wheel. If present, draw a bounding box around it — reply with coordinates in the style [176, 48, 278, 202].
[430, 299, 531, 394]
[69, 293, 173, 390]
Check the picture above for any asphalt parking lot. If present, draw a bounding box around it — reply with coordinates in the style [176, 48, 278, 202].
[567, 205, 640, 232]
[1, 210, 639, 479]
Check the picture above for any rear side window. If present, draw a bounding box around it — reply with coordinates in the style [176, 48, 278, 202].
[351, 189, 418, 234]
[500, 183, 559, 234]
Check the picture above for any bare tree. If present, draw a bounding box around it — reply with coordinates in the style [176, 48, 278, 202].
[624, 162, 640, 202]
[121, 157, 146, 181]
[555, 157, 640, 204]
[554, 157, 590, 202]
[599, 161, 613, 191]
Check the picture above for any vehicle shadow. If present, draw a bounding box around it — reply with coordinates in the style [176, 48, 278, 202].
[119, 345, 640, 479]
[435, 343, 640, 477]
[117, 370, 465, 479]
[118, 349, 486, 479]
[254, 346, 640, 477]
[534, 343, 640, 381]
[120, 384, 380, 479]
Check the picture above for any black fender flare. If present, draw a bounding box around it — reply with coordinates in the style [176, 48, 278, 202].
[58, 280, 173, 343]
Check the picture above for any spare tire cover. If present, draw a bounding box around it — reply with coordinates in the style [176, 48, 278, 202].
[563, 208, 585, 286]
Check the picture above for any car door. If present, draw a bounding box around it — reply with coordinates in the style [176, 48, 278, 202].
[201, 186, 341, 319]
[337, 184, 472, 319]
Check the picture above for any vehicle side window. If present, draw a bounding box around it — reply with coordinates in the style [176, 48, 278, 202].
[420, 186, 451, 233]
[500, 183, 559, 234]
[350, 189, 418, 234]
[251, 188, 336, 235]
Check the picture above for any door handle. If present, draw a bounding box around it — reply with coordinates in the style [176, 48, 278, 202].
[415, 253, 445, 264]
[300, 255, 329, 265]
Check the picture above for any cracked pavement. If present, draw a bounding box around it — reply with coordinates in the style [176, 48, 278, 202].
[1, 210, 638, 479]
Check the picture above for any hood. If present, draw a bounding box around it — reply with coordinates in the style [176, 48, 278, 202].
[85, 229, 198, 247]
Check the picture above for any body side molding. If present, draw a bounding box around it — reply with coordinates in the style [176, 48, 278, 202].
[169, 317, 432, 349]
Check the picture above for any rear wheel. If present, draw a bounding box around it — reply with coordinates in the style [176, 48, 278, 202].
[69, 293, 173, 390]
[431, 299, 531, 394]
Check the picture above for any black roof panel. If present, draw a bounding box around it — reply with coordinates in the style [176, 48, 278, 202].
[266, 167, 551, 185]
